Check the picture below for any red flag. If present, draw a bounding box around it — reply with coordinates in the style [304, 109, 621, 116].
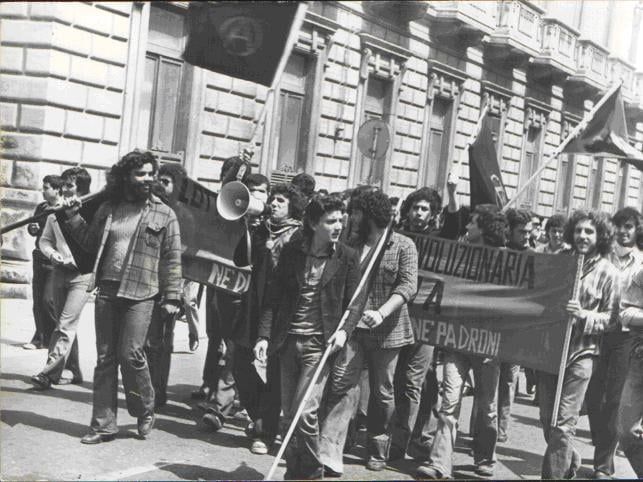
[468, 113, 509, 208]
[563, 86, 643, 170]
[183, 2, 302, 87]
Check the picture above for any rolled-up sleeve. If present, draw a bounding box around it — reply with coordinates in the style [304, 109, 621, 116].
[392, 236, 418, 303]
[38, 215, 57, 261]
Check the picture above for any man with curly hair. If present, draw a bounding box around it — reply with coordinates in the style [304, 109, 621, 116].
[586, 207, 642, 479]
[320, 190, 418, 474]
[390, 180, 461, 461]
[416, 204, 505, 479]
[537, 210, 617, 479]
[62, 150, 182, 444]
[255, 194, 361, 479]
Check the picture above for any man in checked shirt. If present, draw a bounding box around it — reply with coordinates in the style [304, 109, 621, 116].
[320, 190, 418, 474]
[62, 150, 182, 445]
[537, 210, 617, 479]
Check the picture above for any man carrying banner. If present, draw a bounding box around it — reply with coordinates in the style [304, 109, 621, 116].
[320, 191, 418, 474]
[586, 207, 642, 479]
[390, 180, 460, 460]
[538, 210, 617, 478]
[254, 194, 361, 479]
[62, 150, 182, 444]
[30, 168, 93, 389]
[416, 204, 506, 479]
[497, 208, 533, 443]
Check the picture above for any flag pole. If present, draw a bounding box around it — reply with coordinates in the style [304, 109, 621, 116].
[502, 82, 622, 212]
[551, 253, 584, 427]
[245, 3, 308, 151]
[264, 201, 400, 481]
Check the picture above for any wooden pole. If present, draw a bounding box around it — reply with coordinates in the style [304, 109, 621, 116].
[245, 3, 308, 151]
[264, 212, 396, 481]
[551, 253, 584, 427]
[503, 82, 622, 212]
[0, 191, 104, 235]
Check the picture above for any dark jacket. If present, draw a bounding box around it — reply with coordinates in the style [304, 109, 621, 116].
[258, 237, 362, 354]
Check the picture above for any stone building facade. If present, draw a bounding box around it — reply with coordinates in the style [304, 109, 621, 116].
[1, 1, 642, 298]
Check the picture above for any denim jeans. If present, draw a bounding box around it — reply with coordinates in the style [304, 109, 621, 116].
[391, 342, 436, 454]
[538, 356, 595, 479]
[320, 337, 401, 472]
[181, 280, 200, 339]
[145, 303, 177, 406]
[280, 334, 331, 478]
[90, 289, 155, 434]
[617, 343, 643, 477]
[40, 268, 91, 382]
[422, 351, 500, 477]
[31, 252, 56, 347]
[586, 332, 632, 475]
[233, 342, 281, 440]
[498, 362, 520, 440]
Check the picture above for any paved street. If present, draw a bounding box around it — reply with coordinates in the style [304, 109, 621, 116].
[0, 298, 636, 480]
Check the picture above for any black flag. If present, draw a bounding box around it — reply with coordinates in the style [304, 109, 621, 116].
[468, 114, 508, 208]
[183, 2, 302, 87]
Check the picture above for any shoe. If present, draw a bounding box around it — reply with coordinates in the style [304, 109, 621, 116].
[592, 470, 612, 479]
[30, 373, 51, 390]
[497, 433, 508, 443]
[365, 458, 387, 471]
[189, 334, 199, 352]
[323, 465, 342, 478]
[191, 385, 210, 400]
[22, 342, 38, 350]
[416, 464, 444, 479]
[475, 463, 495, 477]
[56, 377, 72, 385]
[80, 432, 116, 444]
[137, 414, 155, 438]
[250, 438, 268, 455]
[202, 412, 223, 431]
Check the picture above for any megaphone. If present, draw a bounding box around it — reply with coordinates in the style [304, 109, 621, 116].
[217, 181, 269, 221]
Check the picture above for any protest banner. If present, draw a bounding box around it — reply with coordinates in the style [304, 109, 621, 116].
[172, 175, 251, 295]
[403, 231, 580, 374]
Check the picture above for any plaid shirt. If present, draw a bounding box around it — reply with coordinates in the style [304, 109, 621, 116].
[568, 253, 618, 363]
[354, 231, 418, 349]
[66, 195, 182, 302]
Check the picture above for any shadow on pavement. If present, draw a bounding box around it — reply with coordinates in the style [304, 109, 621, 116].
[1, 409, 88, 438]
[159, 461, 264, 480]
[495, 444, 543, 478]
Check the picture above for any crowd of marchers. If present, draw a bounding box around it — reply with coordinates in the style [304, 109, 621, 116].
[18, 149, 642, 480]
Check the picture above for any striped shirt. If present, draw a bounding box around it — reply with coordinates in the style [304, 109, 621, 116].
[568, 253, 618, 363]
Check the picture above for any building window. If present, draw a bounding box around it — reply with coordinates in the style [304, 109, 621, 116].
[271, 52, 313, 175]
[356, 76, 392, 185]
[519, 126, 542, 209]
[426, 97, 453, 192]
[137, 5, 191, 163]
[586, 157, 605, 209]
[555, 154, 575, 213]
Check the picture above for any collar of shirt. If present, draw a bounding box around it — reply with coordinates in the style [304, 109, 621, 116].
[296, 236, 335, 258]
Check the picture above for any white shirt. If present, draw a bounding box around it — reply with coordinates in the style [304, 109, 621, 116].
[38, 214, 77, 268]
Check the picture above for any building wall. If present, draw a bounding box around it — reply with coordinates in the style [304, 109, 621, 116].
[1, 0, 642, 298]
[0, 1, 132, 297]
